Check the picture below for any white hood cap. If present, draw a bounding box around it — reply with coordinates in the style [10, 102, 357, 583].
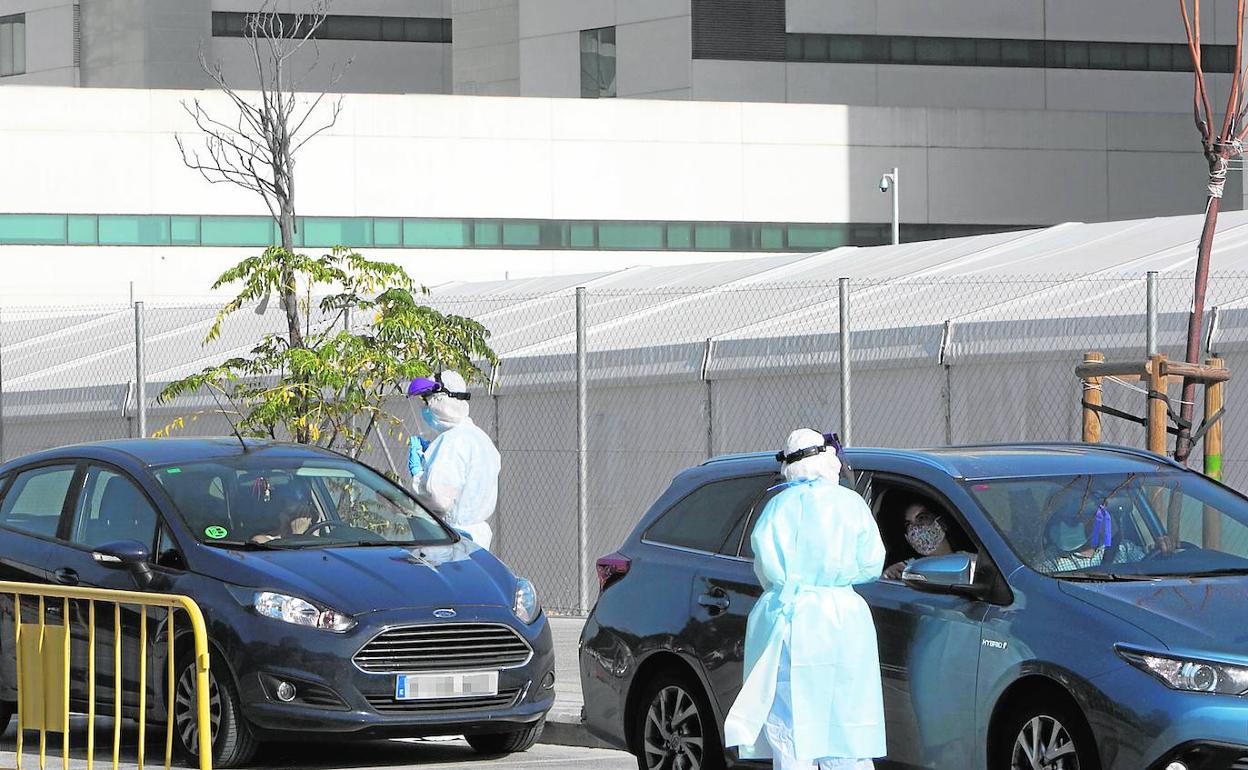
[781, 427, 842, 482]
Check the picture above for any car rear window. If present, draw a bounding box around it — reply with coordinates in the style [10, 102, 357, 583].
[645, 475, 773, 553]
[0, 464, 75, 538]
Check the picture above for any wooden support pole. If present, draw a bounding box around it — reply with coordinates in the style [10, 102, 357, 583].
[1081, 351, 1104, 443]
[1147, 354, 1169, 457]
[1074, 361, 1150, 380]
[1160, 359, 1232, 383]
[1204, 356, 1224, 549]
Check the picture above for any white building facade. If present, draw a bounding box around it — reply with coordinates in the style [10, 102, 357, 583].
[0, 0, 1241, 115]
[0, 86, 1228, 304]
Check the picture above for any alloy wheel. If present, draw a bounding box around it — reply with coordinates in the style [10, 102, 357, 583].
[175, 664, 222, 756]
[642, 685, 705, 770]
[1011, 714, 1079, 770]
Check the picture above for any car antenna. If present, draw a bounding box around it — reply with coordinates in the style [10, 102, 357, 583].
[204, 385, 249, 452]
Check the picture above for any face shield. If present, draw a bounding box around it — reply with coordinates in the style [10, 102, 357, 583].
[406, 372, 472, 404]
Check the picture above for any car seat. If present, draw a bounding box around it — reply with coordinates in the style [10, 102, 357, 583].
[85, 476, 156, 547]
[160, 471, 230, 534]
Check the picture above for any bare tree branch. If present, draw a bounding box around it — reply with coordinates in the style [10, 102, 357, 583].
[175, 0, 349, 350]
[1173, 0, 1243, 462]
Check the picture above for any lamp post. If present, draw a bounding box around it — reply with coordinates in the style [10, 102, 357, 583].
[879, 167, 899, 245]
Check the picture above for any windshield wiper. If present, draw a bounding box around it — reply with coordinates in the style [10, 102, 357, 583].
[1154, 567, 1248, 578]
[203, 539, 293, 551]
[1054, 571, 1159, 582]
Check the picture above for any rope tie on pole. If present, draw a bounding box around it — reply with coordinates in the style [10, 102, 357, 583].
[1208, 154, 1230, 199]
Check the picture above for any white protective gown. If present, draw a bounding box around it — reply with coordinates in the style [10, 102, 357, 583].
[724, 450, 886, 768]
[412, 413, 501, 550]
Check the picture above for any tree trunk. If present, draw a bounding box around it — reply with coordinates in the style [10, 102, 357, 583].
[278, 204, 304, 350]
[1174, 153, 1226, 462]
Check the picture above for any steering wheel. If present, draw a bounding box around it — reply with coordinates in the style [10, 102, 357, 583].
[1142, 538, 1201, 559]
[304, 520, 345, 536]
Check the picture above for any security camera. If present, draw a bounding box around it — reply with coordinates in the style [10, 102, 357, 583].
[879, 174, 891, 193]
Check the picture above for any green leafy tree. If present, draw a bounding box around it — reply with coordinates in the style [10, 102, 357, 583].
[157, 246, 496, 459]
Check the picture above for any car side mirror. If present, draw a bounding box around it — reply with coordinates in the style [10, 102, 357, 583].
[92, 540, 154, 586]
[902, 552, 982, 596]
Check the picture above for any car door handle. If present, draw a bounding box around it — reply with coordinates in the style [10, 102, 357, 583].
[53, 568, 79, 586]
[698, 590, 730, 613]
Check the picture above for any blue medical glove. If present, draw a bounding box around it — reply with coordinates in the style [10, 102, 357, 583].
[408, 436, 426, 477]
[417, 435, 431, 452]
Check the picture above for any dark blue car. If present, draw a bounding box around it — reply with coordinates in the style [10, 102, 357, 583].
[0, 438, 554, 767]
[581, 443, 1248, 770]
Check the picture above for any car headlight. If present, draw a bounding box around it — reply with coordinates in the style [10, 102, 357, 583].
[1119, 648, 1248, 694]
[254, 591, 356, 633]
[513, 578, 540, 624]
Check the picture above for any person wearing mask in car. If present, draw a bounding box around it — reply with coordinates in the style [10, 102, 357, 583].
[406, 370, 501, 550]
[882, 502, 955, 580]
[1041, 494, 1145, 573]
[725, 428, 887, 770]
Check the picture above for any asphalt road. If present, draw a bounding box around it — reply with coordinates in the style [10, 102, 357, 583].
[0, 617, 610, 770]
[0, 732, 635, 770]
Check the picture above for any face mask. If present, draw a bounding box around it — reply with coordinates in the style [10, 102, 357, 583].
[422, 405, 452, 433]
[905, 522, 945, 556]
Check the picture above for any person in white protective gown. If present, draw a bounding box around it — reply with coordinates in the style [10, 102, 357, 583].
[724, 428, 887, 770]
[406, 370, 501, 550]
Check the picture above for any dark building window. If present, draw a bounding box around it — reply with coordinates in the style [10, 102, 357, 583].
[782, 33, 1233, 73]
[580, 26, 617, 98]
[211, 12, 451, 43]
[692, 0, 786, 61]
[0, 13, 25, 77]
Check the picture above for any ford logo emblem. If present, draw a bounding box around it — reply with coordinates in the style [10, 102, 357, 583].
[433, 609, 457, 619]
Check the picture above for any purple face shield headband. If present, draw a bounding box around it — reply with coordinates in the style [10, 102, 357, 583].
[405, 373, 471, 401]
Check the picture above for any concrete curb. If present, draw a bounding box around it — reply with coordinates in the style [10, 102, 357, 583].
[540, 712, 617, 751]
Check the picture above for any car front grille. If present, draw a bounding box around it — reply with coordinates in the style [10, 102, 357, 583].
[364, 688, 522, 714]
[353, 622, 533, 673]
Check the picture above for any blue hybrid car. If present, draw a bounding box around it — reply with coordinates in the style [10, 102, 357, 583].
[0, 439, 553, 767]
[581, 443, 1248, 770]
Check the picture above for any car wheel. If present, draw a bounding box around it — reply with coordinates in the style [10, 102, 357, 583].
[634, 671, 724, 770]
[995, 695, 1099, 770]
[173, 651, 259, 768]
[465, 719, 545, 754]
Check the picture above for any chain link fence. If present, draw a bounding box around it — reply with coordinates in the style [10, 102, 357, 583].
[1, 273, 1245, 613]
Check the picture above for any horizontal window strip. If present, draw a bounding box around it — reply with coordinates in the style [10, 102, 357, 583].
[0, 214, 1033, 252]
[211, 12, 450, 44]
[778, 33, 1232, 73]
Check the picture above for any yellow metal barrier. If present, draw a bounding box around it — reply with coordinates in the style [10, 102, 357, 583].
[0, 581, 213, 770]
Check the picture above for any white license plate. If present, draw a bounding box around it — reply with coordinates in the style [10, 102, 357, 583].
[395, 671, 499, 701]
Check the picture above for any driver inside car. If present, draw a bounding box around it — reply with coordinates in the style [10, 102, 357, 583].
[1040, 493, 1145, 573]
[250, 488, 318, 544]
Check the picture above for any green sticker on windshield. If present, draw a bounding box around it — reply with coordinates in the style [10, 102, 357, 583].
[165, 467, 182, 474]
[204, 526, 228, 540]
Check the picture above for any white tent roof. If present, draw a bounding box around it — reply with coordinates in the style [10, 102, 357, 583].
[5, 209, 1247, 399]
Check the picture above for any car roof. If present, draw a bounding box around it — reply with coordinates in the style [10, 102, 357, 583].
[0, 438, 343, 470]
[699, 442, 1182, 481]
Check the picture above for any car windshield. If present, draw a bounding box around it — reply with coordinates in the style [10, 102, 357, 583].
[153, 455, 454, 549]
[966, 471, 1248, 578]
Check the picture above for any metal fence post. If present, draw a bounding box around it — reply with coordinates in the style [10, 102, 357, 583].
[576, 287, 589, 614]
[134, 301, 147, 439]
[0, 305, 6, 462]
[839, 278, 852, 444]
[1147, 271, 1158, 357]
[701, 339, 714, 459]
